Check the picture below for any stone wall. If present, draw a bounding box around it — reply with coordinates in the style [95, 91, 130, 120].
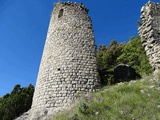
[26, 2, 99, 120]
[138, 1, 160, 70]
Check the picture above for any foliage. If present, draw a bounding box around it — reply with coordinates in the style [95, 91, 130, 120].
[96, 40, 126, 70]
[117, 36, 153, 75]
[51, 75, 160, 120]
[96, 40, 126, 85]
[0, 84, 34, 120]
[96, 36, 153, 85]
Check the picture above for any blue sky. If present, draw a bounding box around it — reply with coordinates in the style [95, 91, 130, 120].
[0, 0, 159, 96]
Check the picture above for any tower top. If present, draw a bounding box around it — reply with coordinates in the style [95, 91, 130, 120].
[54, 2, 89, 13]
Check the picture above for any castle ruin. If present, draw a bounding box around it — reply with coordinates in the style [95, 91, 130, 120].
[15, 1, 160, 120]
[139, 1, 160, 70]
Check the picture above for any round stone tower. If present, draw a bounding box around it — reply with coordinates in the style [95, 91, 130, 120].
[29, 2, 99, 119]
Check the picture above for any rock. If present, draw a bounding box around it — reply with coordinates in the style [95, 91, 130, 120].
[102, 89, 109, 93]
[140, 90, 145, 94]
[29, 108, 48, 120]
[95, 112, 99, 115]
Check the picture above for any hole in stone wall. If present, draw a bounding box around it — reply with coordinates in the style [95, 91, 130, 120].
[57, 68, 61, 71]
[58, 9, 64, 18]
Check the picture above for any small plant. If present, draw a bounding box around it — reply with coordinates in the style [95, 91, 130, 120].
[156, 70, 160, 81]
[71, 114, 79, 120]
[78, 102, 89, 114]
[137, 20, 142, 27]
[107, 74, 114, 85]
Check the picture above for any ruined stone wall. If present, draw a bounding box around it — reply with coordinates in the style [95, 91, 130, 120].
[138, 1, 160, 69]
[27, 2, 99, 119]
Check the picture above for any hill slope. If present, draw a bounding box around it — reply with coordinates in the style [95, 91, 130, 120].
[51, 74, 160, 120]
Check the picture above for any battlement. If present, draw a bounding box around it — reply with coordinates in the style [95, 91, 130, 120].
[54, 2, 89, 13]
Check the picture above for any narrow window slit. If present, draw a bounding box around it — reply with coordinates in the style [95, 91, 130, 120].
[58, 9, 64, 18]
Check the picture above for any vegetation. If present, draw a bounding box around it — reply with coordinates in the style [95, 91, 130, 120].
[0, 36, 154, 119]
[96, 40, 126, 85]
[117, 36, 153, 75]
[0, 84, 34, 120]
[51, 74, 160, 120]
[96, 36, 153, 85]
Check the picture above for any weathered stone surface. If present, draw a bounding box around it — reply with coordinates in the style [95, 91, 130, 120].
[15, 2, 99, 120]
[114, 64, 140, 83]
[139, 1, 160, 70]
[14, 111, 29, 120]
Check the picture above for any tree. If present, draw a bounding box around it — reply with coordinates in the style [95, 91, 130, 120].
[96, 36, 153, 85]
[96, 40, 126, 85]
[11, 84, 21, 94]
[0, 84, 34, 120]
[117, 36, 153, 75]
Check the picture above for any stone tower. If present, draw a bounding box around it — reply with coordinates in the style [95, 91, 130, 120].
[138, 1, 160, 70]
[29, 2, 99, 119]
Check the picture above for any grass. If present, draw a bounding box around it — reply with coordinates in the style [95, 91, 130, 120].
[51, 75, 160, 120]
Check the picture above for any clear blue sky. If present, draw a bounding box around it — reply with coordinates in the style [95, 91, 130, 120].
[0, 0, 159, 96]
